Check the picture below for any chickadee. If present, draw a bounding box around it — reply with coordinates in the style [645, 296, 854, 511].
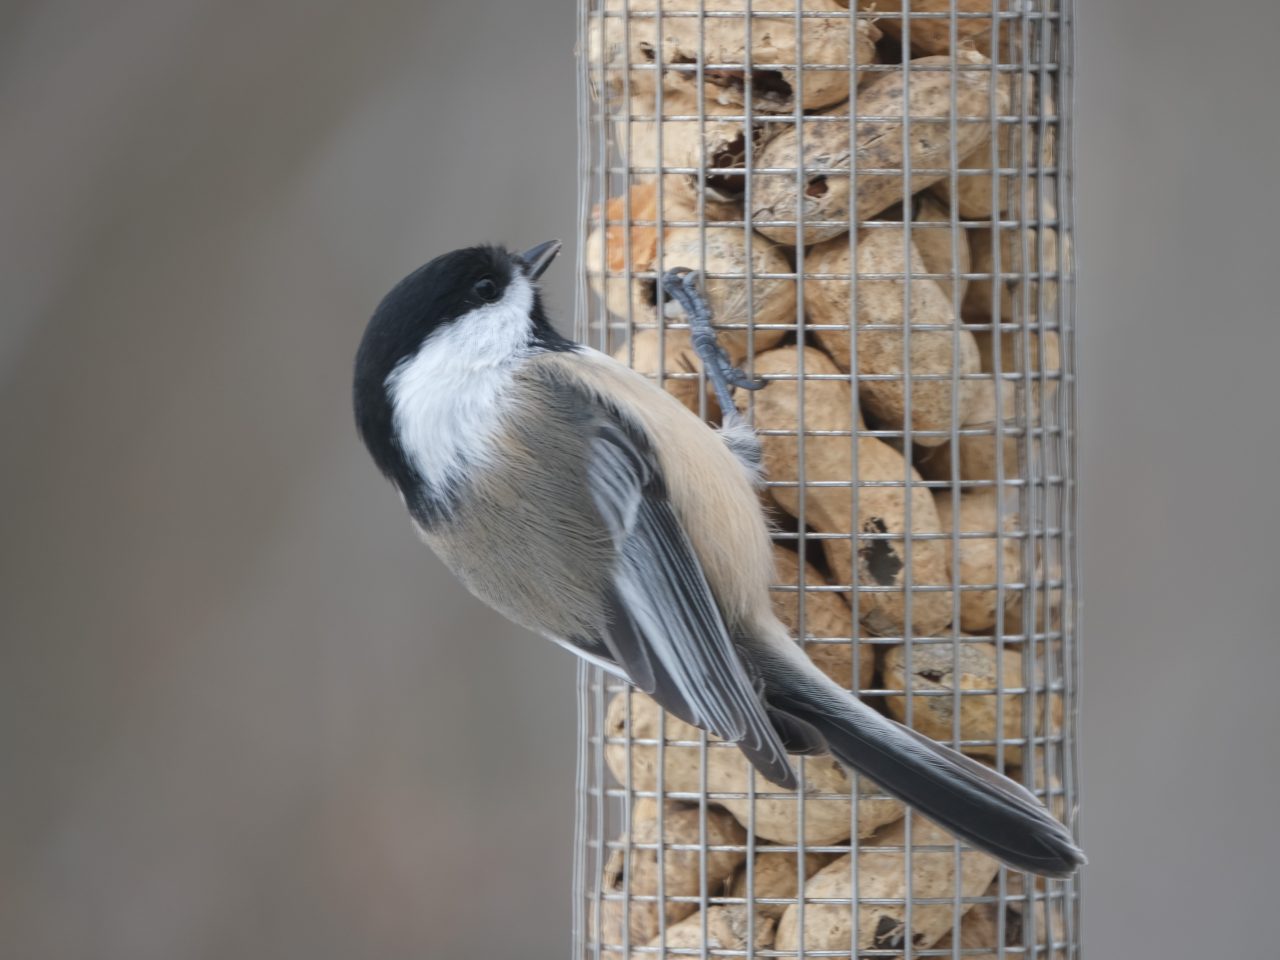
[353, 240, 1084, 878]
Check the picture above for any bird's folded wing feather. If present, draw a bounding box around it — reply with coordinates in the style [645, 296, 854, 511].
[586, 418, 791, 782]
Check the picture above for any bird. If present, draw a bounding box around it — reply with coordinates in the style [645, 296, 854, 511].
[352, 239, 1084, 878]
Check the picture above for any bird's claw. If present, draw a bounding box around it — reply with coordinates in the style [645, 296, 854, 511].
[726, 366, 767, 392]
[660, 268, 767, 412]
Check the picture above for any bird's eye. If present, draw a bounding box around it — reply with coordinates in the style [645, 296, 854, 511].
[473, 277, 499, 302]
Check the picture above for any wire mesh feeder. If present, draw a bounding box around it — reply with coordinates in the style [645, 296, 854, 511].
[573, 1, 1079, 957]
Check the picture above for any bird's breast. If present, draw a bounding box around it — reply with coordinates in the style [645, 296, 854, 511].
[386, 342, 524, 509]
[413, 408, 618, 641]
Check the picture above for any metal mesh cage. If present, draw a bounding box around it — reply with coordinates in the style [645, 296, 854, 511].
[573, 1, 1079, 956]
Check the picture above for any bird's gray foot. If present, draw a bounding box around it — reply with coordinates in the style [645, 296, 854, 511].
[660, 268, 766, 479]
[660, 268, 766, 415]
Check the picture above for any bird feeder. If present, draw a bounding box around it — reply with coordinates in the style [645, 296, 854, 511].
[575, 1, 1080, 956]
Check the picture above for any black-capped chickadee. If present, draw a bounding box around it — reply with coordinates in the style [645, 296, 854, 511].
[352, 240, 1084, 878]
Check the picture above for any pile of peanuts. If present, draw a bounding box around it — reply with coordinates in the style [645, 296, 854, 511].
[586, 1, 1071, 957]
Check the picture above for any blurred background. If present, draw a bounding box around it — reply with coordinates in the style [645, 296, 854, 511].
[2, 0, 1278, 957]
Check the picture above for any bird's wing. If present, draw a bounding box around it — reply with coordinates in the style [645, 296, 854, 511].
[586, 416, 795, 788]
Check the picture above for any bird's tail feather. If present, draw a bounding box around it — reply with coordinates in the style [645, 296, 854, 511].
[754, 642, 1084, 878]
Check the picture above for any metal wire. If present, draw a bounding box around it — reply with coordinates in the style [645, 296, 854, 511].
[576, 1, 1079, 957]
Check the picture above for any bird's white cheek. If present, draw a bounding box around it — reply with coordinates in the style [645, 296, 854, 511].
[385, 278, 534, 493]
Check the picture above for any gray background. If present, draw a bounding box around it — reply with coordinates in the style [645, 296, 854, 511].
[2, 1, 1277, 957]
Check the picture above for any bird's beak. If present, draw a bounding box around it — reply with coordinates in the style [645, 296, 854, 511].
[519, 239, 562, 281]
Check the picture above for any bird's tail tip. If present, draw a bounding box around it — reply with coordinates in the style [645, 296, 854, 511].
[768, 675, 1084, 878]
[843, 713, 1084, 877]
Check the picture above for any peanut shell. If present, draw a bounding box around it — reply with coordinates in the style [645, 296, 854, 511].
[751, 53, 1009, 245]
[774, 815, 1002, 955]
[964, 217, 1066, 323]
[743, 346, 954, 637]
[771, 544, 875, 691]
[614, 91, 782, 217]
[934, 488, 1023, 632]
[804, 226, 981, 444]
[914, 379, 1021, 484]
[586, 184, 794, 360]
[598, 798, 747, 949]
[881, 640, 1062, 764]
[605, 690, 902, 845]
[912, 192, 972, 302]
[591, 0, 879, 114]
[853, 0, 1021, 58]
[611, 328, 718, 417]
[726, 847, 835, 920]
[636, 904, 775, 959]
